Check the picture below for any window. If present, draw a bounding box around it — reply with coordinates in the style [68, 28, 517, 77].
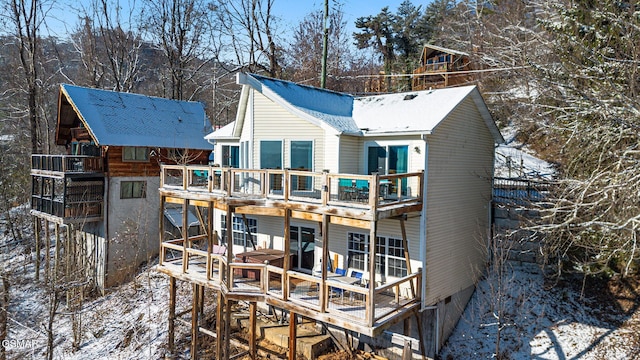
[120, 181, 146, 199]
[123, 147, 148, 161]
[260, 141, 282, 169]
[386, 237, 408, 277]
[367, 145, 408, 175]
[291, 141, 313, 190]
[367, 144, 409, 195]
[221, 215, 257, 248]
[222, 145, 239, 168]
[347, 232, 407, 278]
[347, 233, 367, 270]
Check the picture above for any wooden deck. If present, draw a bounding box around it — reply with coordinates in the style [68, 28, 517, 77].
[156, 249, 421, 337]
[159, 165, 424, 221]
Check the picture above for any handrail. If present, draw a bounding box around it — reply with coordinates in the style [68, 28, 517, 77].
[159, 165, 424, 215]
[159, 239, 422, 328]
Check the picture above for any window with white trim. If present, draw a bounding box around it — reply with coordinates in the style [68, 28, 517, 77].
[347, 232, 408, 277]
[347, 233, 367, 270]
[221, 215, 257, 248]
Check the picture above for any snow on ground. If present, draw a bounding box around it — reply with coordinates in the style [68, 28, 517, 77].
[3, 208, 640, 359]
[495, 126, 556, 179]
[440, 262, 640, 359]
[0, 208, 196, 360]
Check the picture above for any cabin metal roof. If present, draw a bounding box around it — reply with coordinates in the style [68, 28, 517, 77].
[58, 84, 213, 150]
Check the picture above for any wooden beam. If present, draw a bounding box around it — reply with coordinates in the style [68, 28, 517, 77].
[236, 206, 284, 217]
[249, 302, 257, 359]
[330, 216, 370, 229]
[320, 214, 330, 313]
[34, 218, 40, 282]
[288, 312, 297, 360]
[44, 219, 50, 282]
[368, 221, 377, 327]
[191, 284, 199, 360]
[283, 209, 291, 301]
[400, 218, 415, 297]
[168, 277, 176, 355]
[182, 198, 190, 274]
[215, 291, 223, 358]
[292, 210, 322, 222]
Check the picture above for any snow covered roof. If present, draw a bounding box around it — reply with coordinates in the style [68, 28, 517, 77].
[204, 121, 236, 142]
[207, 73, 503, 143]
[421, 44, 469, 57]
[237, 73, 360, 134]
[59, 84, 213, 150]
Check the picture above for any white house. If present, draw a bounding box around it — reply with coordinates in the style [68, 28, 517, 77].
[156, 73, 503, 358]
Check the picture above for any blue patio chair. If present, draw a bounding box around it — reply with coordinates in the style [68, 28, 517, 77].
[335, 268, 346, 276]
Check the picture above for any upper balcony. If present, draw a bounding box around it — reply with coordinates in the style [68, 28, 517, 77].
[159, 165, 424, 221]
[31, 154, 104, 178]
[31, 155, 104, 224]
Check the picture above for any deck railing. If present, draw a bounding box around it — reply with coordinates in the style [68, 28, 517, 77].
[31, 154, 104, 174]
[159, 240, 421, 327]
[160, 165, 424, 213]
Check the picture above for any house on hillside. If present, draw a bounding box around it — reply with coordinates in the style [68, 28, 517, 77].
[156, 73, 503, 359]
[30, 84, 212, 290]
[412, 44, 475, 91]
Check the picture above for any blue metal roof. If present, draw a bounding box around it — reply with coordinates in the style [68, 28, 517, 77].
[60, 84, 213, 150]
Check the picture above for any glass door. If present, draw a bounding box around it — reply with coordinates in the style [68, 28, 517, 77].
[290, 226, 315, 271]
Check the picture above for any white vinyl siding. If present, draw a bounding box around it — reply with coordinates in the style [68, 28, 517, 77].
[424, 96, 494, 305]
[337, 135, 360, 173]
[251, 91, 325, 172]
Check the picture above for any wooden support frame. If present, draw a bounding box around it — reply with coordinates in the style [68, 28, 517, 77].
[249, 302, 257, 359]
[288, 311, 297, 360]
[168, 276, 176, 355]
[34, 218, 41, 282]
[191, 283, 200, 360]
[216, 291, 223, 357]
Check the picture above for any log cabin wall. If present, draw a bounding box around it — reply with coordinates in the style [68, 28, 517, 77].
[105, 146, 210, 177]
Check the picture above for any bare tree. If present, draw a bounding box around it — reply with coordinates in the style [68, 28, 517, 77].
[142, 0, 214, 100]
[285, 4, 358, 91]
[5, 0, 45, 154]
[212, 0, 282, 77]
[69, 0, 143, 92]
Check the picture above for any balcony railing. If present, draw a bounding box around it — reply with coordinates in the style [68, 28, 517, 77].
[31, 154, 104, 175]
[160, 165, 424, 215]
[31, 179, 104, 222]
[158, 237, 421, 329]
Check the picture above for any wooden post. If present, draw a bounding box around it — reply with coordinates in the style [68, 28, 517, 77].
[207, 202, 214, 280]
[159, 195, 165, 266]
[320, 214, 330, 312]
[225, 206, 234, 284]
[54, 224, 60, 281]
[199, 286, 205, 316]
[44, 219, 51, 282]
[191, 283, 199, 360]
[224, 297, 231, 360]
[283, 209, 291, 300]
[368, 221, 377, 327]
[182, 199, 190, 274]
[168, 277, 176, 355]
[215, 292, 223, 358]
[400, 217, 415, 297]
[249, 302, 257, 359]
[288, 312, 297, 360]
[34, 218, 40, 282]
